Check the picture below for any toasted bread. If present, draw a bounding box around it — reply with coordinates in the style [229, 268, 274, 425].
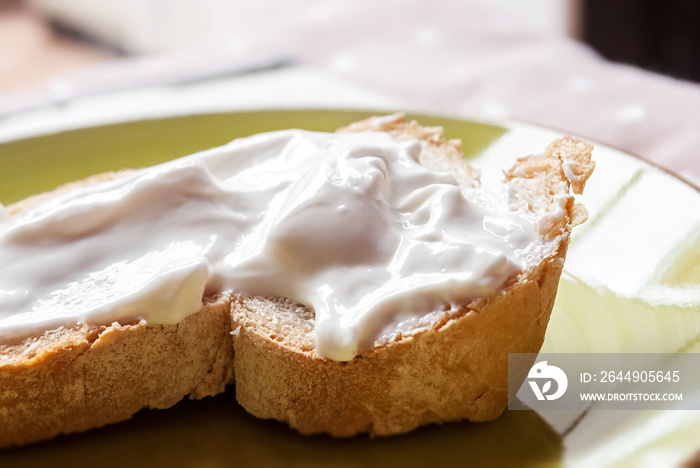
[0, 115, 593, 446]
[230, 116, 594, 436]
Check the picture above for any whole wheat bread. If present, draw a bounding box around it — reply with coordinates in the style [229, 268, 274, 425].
[0, 115, 594, 446]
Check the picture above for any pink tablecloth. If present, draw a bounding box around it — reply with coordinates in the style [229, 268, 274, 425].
[6, 0, 700, 181]
[234, 0, 700, 180]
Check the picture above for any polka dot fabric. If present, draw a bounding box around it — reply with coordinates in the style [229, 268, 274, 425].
[234, 0, 700, 182]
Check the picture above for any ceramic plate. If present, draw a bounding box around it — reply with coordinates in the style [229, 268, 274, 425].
[1, 109, 699, 467]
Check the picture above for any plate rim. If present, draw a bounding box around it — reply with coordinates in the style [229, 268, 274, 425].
[1, 106, 697, 196]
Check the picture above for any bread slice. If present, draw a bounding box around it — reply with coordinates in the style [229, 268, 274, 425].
[0, 115, 594, 446]
[231, 116, 594, 436]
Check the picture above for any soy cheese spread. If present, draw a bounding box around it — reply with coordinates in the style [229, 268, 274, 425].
[0, 129, 559, 361]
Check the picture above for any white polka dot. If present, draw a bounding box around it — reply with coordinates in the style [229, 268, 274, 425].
[329, 55, 356, 74]
[568, 76, 592, 92]
[491, 18, 519, 34]
[614, 104, 647, 123]
[308, 6, 334, 23]
[48, 80, 76, 102]
[136, 60, 160, 77]
[481, 102, 512, 118]
[415, 27, 442, 46]
[225, 39, 247, 56]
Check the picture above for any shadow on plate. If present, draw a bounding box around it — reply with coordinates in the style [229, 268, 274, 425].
[0, 389, 561, 468]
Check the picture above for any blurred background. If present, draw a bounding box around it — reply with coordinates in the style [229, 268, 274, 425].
[0, 0, 699, 182]
[4, 0, 700, 89]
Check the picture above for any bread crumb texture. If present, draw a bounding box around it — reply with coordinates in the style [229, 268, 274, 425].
[0, 115, 594, 446]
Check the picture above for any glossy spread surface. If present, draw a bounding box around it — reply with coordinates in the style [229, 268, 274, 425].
[0, 128, 556, 360]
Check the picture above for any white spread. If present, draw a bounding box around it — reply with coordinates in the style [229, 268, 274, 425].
[562, 161, 580, 183]
[536, 184, 572, 237]
[0, 129, 560, 361]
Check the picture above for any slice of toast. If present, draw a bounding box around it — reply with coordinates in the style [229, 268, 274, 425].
[231, 115, 594, 436]
[0, 115, 594, 446]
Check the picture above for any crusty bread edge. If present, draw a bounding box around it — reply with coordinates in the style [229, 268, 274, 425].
[231, 253, 564, 436]
[0, 116, 593, 445]
[230, 115, 593, 436]
[0, 295, 235, 448]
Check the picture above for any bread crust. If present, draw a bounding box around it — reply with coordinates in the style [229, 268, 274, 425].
[230, 115, 593, 436]
[0, 115, 593, 445]
[0, 296, 234, 448]
[232, 256, 563, 436]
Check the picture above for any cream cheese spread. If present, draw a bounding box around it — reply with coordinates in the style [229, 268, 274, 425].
[0, 129, 559, 361]
[562, 161, 581, 183]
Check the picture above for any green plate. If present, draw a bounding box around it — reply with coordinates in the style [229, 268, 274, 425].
[1, 109, 699, 468]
